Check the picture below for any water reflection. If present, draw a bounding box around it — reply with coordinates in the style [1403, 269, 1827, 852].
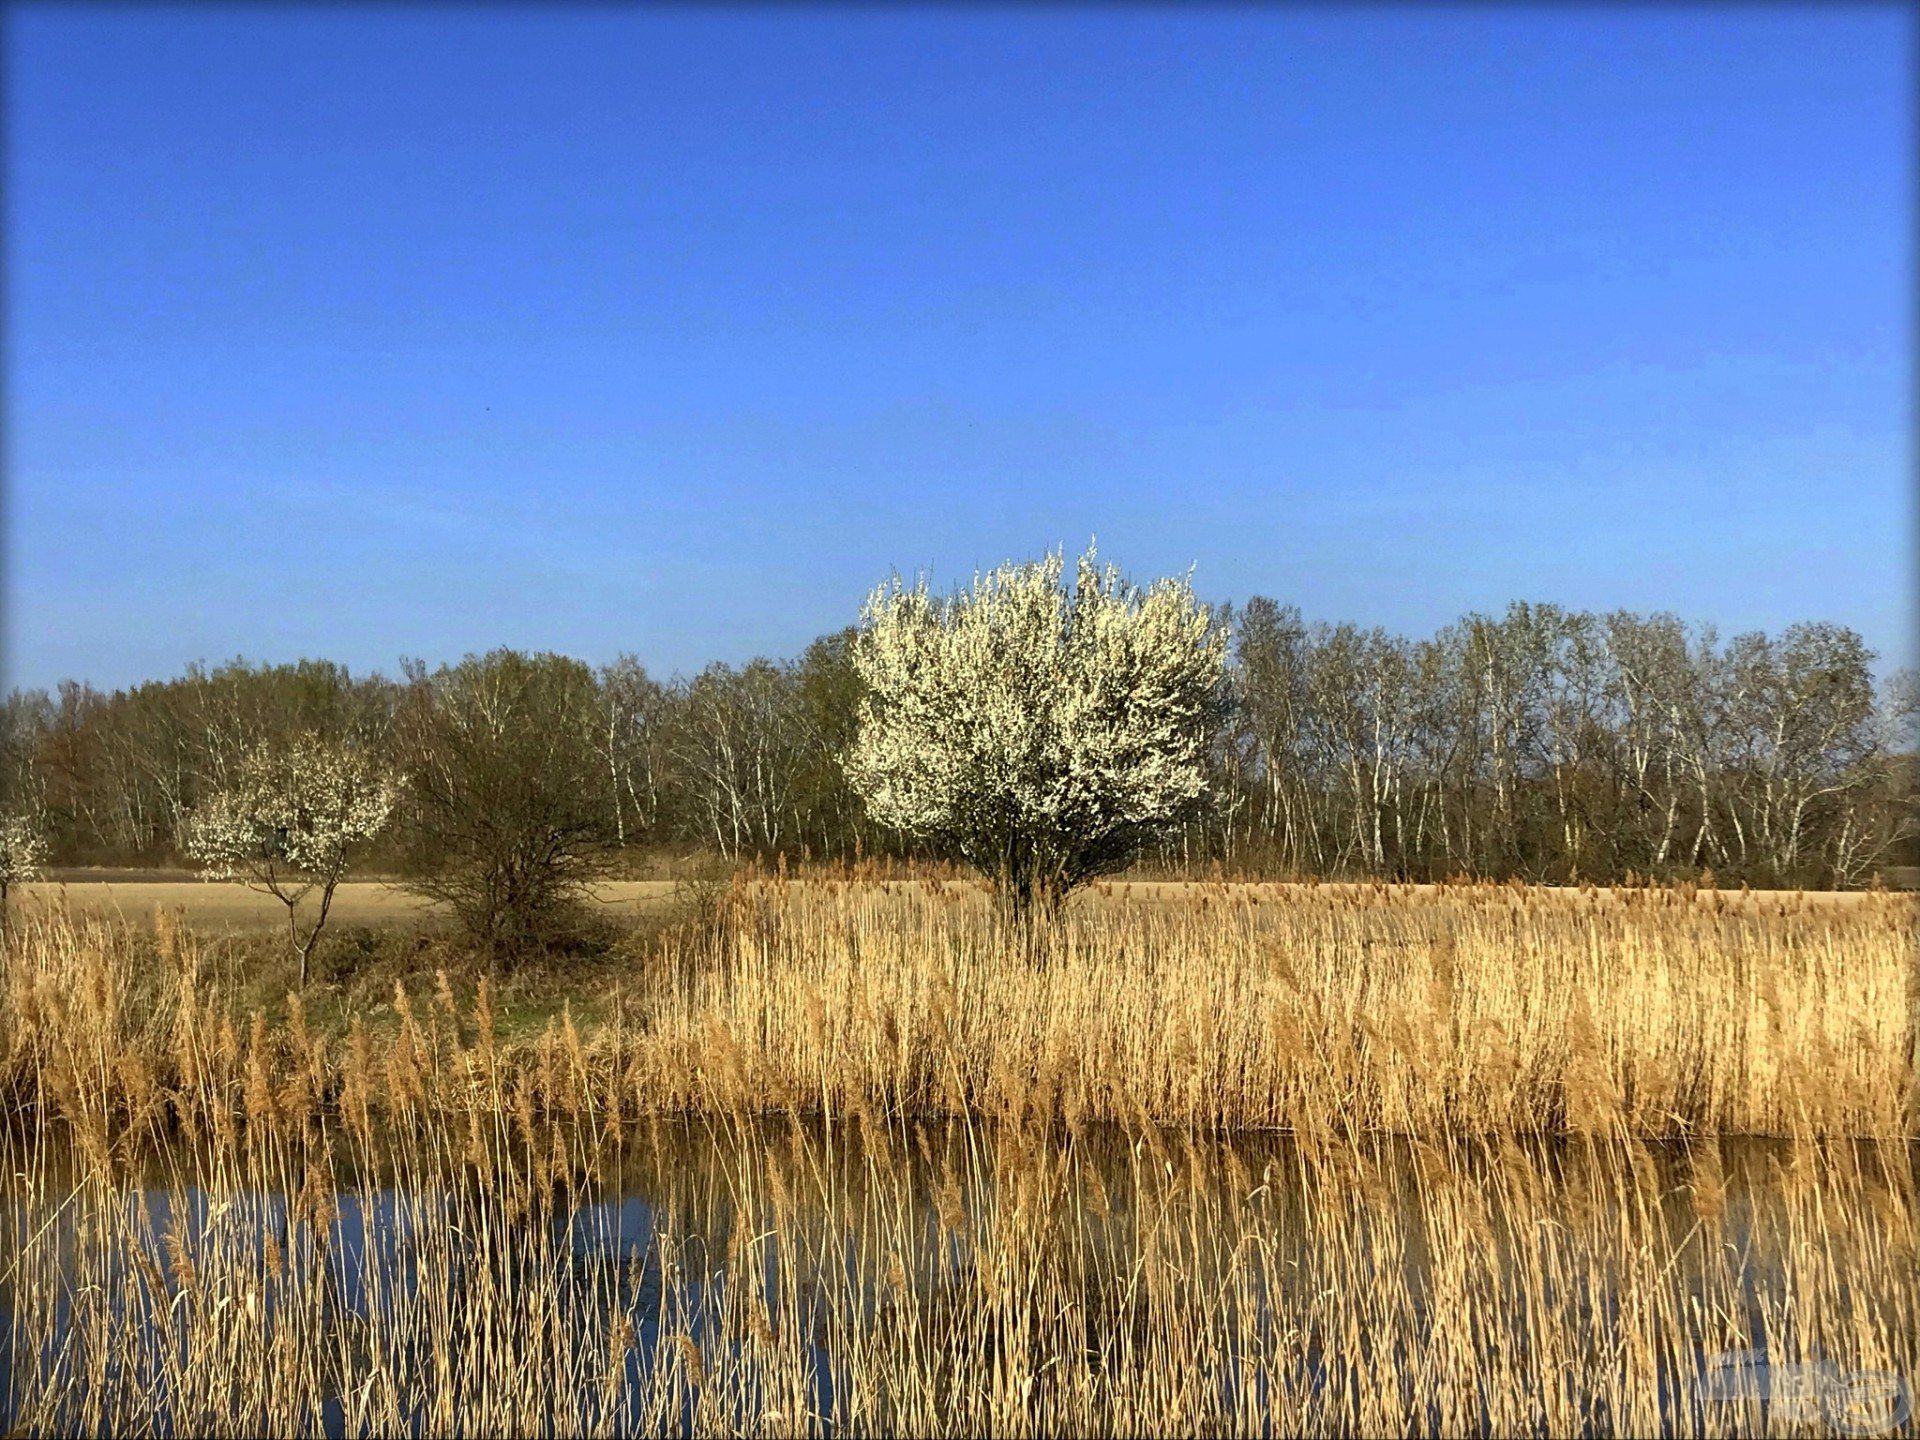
[4, 1120, 1916, 1437]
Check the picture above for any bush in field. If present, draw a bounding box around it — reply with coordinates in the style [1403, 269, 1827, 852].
[182, 738, 395, 983]
[849, 547, 1227, 928]
[0, 809, 49, 920]
[396, 650, 617, 959]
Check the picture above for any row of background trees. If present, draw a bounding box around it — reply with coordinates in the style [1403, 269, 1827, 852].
[3, 600, 1914, 891]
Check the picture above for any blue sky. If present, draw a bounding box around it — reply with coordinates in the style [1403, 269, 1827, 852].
[5, 5, 1912, 692]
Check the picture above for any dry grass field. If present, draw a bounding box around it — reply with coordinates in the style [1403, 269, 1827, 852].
[15, 876, 677, 930]
[13, 872, 1883, 935]
[5, 876, 1912, 1138]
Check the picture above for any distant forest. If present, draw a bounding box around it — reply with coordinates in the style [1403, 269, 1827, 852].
[5, 600, 1914, 888]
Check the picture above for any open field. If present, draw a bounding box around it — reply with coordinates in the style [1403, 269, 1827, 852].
[12, 872, 1888, 934]
[16, 876, 675, 930]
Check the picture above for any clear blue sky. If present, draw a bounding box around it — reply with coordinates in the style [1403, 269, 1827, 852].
[5, 5, 1912, 692]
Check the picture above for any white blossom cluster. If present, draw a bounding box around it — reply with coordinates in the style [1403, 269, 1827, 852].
[848, 547, 1227, 909]
[182, 738, 395, 900]
[0, 810, 49, 892]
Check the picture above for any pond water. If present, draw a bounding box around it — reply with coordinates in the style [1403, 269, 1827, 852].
[4, 1118, 1915, 1437]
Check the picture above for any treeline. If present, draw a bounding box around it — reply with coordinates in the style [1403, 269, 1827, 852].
[3, 600, 1914, 888]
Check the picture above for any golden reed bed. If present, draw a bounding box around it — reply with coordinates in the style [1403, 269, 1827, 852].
[4, 878, 1913, 1141]
[3, 882, 1916, 1437]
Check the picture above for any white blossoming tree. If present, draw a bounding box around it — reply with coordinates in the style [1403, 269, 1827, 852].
[182, 738, 396, 984]
[0, 809, 50, 922]
[848, 547, 1228, 930]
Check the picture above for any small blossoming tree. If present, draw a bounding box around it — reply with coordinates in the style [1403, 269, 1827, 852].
[182, 738, 395, 984]
[0, 809, 49, 921]
[848, 547, 1228, 930]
